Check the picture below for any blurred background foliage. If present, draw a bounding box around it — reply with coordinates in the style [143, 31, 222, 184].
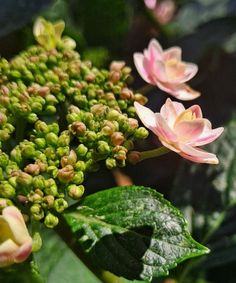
[1, 0, 236, 282]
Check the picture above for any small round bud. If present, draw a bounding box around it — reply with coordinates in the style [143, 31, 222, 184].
[111, 132, 125, 146]
[76, 144, 88, 158]
[24, 164, 40, 175]
[134, 93, 148, 105]
[32, 232, 42, 252]
[30, 204, 44, 221]
[75, 160, 86, 171]
[120, 88, 133, 100]
[61, 150, 77, 167]
[44, 178, 58, 196]
[134, 127, 149, 139]
[46, 132, 58, 146]
[33, 175, 45, 190]
[58, 165, 74, 183]
[15, 172, 33, 187]
[105, 158, 117, 169]
[127, 151, 141, 165]
[97, 141, 110, 155]
[70, 122, 86, 136]
[43, 195, 55, 208]
[34, 138, 46, 149]
[44, 212, 59, 228]
[72, 171, 84, 185]
[67, 184, 84, 199]
[54, 198, 68, 213]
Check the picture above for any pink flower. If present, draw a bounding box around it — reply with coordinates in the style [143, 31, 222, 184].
[0, 206, 32, 267]
[134, 99, 224, 164]
[144, 0, 157, 9]
[133, 39, 200, 100]
[154, 0, 176, 24]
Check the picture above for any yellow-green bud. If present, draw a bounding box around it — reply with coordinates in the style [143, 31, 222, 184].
[54, 198, 68, 213]
[32, 232, 42, 252]
[134, 127, 149, 139]
[31, 204, 44, 221]
[67, 184, 84, 199]
[44, 212, 59, 228]
[105, 158, 117, 169]
[72, 171, 84, 185]
[45, 178, 58, 196]
[75, 160, 86, 171]
[76, 144, 88, 158]
[46, 132, 58, 146]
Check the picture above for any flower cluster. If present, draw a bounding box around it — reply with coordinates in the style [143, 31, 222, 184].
[0, 18, 148, 239]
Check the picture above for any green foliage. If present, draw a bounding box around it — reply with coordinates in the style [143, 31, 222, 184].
[64, 186, 209, 281]
[171, 120, 236, 281]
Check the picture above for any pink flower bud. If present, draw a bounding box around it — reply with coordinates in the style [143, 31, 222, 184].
[133, 39, 200, 100]
[0, 206, 32, 267]
[134, 99, 224, 164]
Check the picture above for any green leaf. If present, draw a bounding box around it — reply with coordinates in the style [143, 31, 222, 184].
[0, 260, 44, 283]
[34, 229, 101, 283]
[64, 186, 209, 281]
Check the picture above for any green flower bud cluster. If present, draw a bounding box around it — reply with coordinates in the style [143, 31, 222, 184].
[0, 19, 149, 229]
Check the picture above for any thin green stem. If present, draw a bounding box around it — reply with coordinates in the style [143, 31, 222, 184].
[139, 146, 170, 162]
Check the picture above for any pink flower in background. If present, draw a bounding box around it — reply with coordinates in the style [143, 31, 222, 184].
[154, 0, 176, 24]
[144, 0, 157, 9]
[134, 98, 224, 164]
[0, 206, 32, 267]
[133, 39, 200, 100]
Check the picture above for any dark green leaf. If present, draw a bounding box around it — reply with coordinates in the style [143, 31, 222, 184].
[64, 186, 209, 281]
[0, 260, 44, 283]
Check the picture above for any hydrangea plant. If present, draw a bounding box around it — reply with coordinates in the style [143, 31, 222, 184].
[0, 18, 223, 282]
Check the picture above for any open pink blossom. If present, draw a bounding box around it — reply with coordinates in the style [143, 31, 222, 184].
[133, 39, 200, 100]
[134, 99, 224, 164]
[0, 206, 32, 267]
[154, 0, 176, 24]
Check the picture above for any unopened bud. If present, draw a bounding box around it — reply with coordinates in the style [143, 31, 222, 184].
[76, 144, 88, 157]
[30, 204, 44, 221]
[32, 232, 42, 252]
[111, 132, 125, 146]
[67, 184, 84, 199]
[72, 171, 84, 185]
[0, 198, 13, 211]
[105, 158, 117, 169]
[134, 93, 148, 105]
[120, 88, 133, 100]
[43, 195, 54, 208]
[58, 165, 74, 183]
[54, 198, 68, 213]
[91, 104, 108, 116]
[75, 160, 86, 171]
[134, 127, 149, 139]
[46, 132, 58, 146]
[70, 122, 86, 136]
[24, 164, 40, 175]
[110, 61, 125, 72]
[61, 150, 77, 167]
[127, 151, 141, 165]
[97, 141, 110, 155]
[44, 212, 59, 228]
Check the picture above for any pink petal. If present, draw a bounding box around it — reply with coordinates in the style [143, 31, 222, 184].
[155, 113, 177, 142]
[0, 239, 19, 267]
[177, 63, 198, 84]
[159, 139, 180, 153]
[160, 98, 185, 127]
[14, 240, 32, 263]
[133, 53, 153, 84]
[191, 127, 224, 146]
[174, 119, 205, 142]
[148, 39, 163, 61]
[134, 102, 157, 130]
[156, 81, 201, 100]
[178, 143, 219, 164]
[188, 104, 202, 118]
[151, 59, 168, 82]
[144, 0, 157, 9]
[163, 47, 182, 62]
[2, 207, 31, 245]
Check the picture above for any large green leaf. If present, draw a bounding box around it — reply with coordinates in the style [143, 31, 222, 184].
[64, 186, 209, 281]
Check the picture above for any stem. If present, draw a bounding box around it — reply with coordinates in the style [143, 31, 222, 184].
[136, 84, 155, 95]
[139, 146, 170, 161]
[55, 216, 125, 283]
